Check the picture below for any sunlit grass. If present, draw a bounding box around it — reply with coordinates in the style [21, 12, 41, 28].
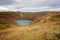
[0, 12, 60, 40]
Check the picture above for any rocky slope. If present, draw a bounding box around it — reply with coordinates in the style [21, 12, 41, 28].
[0, 12, 44, 24]
[0, 12, 60, 40]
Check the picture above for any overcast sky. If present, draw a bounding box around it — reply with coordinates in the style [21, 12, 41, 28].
[0, 0, 60, 12]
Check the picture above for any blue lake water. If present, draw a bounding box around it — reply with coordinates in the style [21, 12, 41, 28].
[16, 20, 32, 26]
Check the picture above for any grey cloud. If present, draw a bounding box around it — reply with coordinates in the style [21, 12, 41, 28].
[0, 0, 16, 5]
[0, 0, 60, 8]
[34, 0, 60, 8]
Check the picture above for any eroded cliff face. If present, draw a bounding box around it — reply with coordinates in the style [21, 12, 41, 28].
[0, 12, 44, 25]
[0, 12, 19, 24]
[0, 12, 60, 40]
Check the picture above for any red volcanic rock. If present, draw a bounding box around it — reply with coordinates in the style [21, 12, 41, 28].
[0, 12, 19, 24]
[0, 12, 44, 24]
